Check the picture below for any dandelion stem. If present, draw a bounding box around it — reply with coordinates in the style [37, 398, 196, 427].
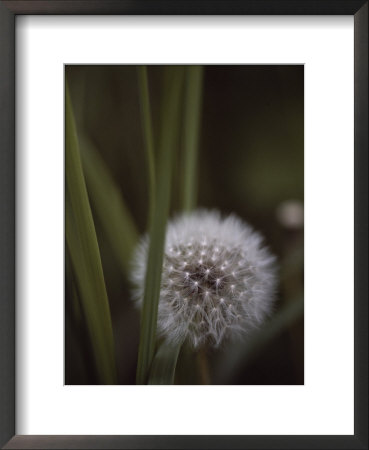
[197, 349, 211, 385]
[137, 66, 156, 227]
[182, 66, 203, 212]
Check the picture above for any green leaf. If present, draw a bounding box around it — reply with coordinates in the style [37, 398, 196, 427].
[182, 66, 203, 211]
[65, 83, 117, 384]
[148, 340, 183, 385]
[136, 67, 184, 385]
[137, 66, 156, 228]
[79, 135, 138, 276]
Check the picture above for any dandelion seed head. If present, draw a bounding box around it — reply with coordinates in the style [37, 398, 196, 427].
[131, 209, 277, 349]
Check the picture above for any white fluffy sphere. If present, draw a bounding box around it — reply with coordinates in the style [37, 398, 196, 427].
[131, 210, 277, 348]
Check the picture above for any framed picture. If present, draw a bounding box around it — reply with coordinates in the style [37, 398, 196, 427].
[0, 1, 367, 449]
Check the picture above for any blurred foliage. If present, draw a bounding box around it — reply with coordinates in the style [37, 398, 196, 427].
[65, 84, 117, 384]
[66, 65, 304, 385]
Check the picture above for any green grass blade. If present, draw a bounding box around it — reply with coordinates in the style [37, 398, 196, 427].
[136, 67, 184, 385]
[137, 66, 156, 227]
[79, 135, 138, 276]
[65, 83, 117, 384]
[182, 66, 204, 211]
[148, 340, 184, 385]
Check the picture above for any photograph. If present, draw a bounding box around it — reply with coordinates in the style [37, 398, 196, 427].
[65, 65, 304, 385]
[1, 1, 366, 446]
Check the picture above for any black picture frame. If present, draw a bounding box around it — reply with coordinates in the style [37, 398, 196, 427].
[0, 1, 367, 449]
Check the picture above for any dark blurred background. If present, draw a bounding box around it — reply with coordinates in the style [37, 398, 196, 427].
[66, 65, 304, 385]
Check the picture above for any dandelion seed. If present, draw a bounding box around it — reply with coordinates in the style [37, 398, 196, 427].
[131, 209, 277, 348]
